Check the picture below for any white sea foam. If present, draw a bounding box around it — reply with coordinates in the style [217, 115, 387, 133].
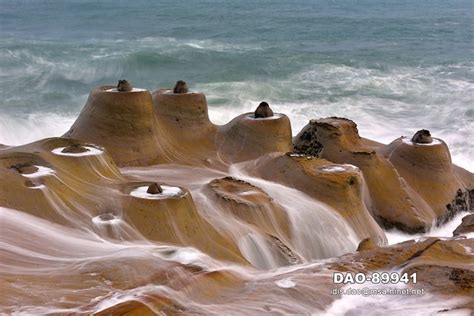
[92, 213, 121, 225]
[275, 277, 296, 288]
[401, 137, 443, 146]
[0, 113, 76, 146]
[246, 113, 285, 120]
[106, 88, 146, 92]
[202, 64, 474, 172]
[385, 211, 470, 245]
[319, 164, 357, 173]
[21, 166, 55, 178]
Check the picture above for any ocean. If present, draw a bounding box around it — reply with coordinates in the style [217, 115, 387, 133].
[0, 0, 473, 170]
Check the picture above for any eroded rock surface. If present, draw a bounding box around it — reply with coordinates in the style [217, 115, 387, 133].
[453, 214, 474, 236]
[293, 117, 473, 233]
[1, 85, 473, 315]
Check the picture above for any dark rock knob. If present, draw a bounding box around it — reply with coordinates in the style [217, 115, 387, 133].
[117, 79, 133, 92]
[173, 80, 188, 94]
[411, 129, 433, 144]
[147, 182, 163, 194]
[62, 144, 89, 153]
[254, 102, 274, 118]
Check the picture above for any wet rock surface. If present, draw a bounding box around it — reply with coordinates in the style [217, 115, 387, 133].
[254, 101, 274, 118]
[293, 121, 324, 157]
[293, 117, 473, 234]
[117, 79, 133, 92]
[0, 84, 473, 314]
[442, 189, 472, 225]
[146, 182, 163, 194]
[173, 80, 188, 93]
[61, 143, 89, 153]
[10, 163, 38, 174]
[453, 213, 474, 236]
[411, 129, 433, 144]
[357, 237, 377, 251]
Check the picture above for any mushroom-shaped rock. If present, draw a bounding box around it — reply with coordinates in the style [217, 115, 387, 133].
[383, 135, 470, 223]
[173, 80, 189, 94]
[216, 113, 292, 163]
[122, 183, 245, 263]
[61, 143, 89, 154]
[254, 102, 274, 118]
[117, 79, 133, 92]
[411, 129, 433, 144]
[151, 89, 218, 166]
[453, 214, 474, 236]
[146, 182, 163, 194]
[64, 86, 158, 166]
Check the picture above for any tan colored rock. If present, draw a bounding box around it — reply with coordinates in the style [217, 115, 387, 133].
[0, 138, 246, 264]
[152, 89, 220, 166]
[293, 117, 473, 233]
[216, 113, 292, 163]
[206, 176, 298, 265]
[357, 237, 377, 251]
[122, 182, 246, 264]
[382, 136, 469, 223]
[453, 214, 474, 236]
[246, 152, 386, 244]
[9, 163, 38, 175]
[65, 86, 159, 166]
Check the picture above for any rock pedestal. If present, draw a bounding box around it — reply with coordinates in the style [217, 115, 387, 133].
[216, 113, 292, 163]
[65, 86, 158, 166]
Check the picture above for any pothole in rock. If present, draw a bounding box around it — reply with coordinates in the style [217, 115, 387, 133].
[318, 164, 357, 173]
[92, 213, 121, 225]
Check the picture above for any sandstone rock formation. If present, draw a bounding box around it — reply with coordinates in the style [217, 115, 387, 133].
[216, 112, 292, 163]
[151, 89, 219, 166]
[453, 213, 474, 236]
[293, 117, 473, 233]
[243, 152, 386, 244]
[0, 138, 245, 263]
[1, 83, 473, 315]
[64, 86, 159, 166]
